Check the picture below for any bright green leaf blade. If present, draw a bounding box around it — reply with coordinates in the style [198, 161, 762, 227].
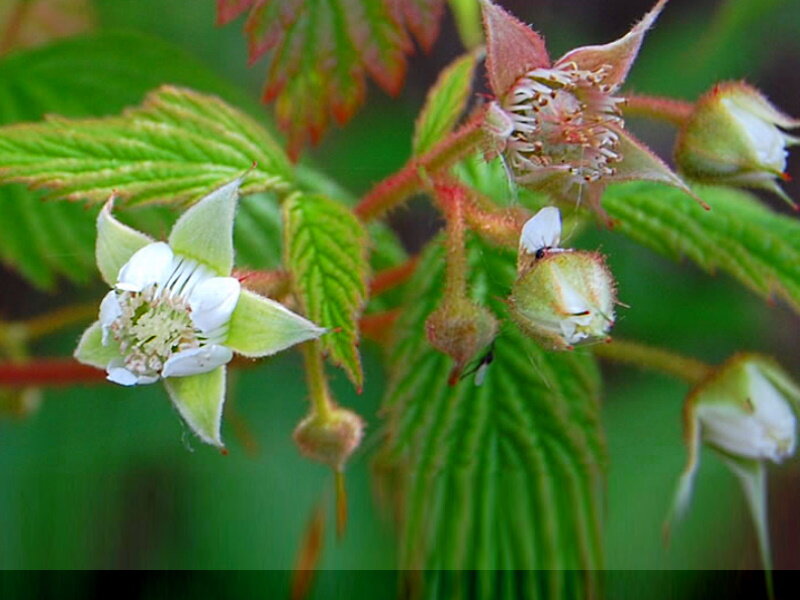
[96, 201, 154, 286]
[164, 366, 227, 448]
[0, 31, 287, 289]
[283, 193, 369, 389]
[413, 51, 478, 157]
[0, 85, 292, 207]
[448, 0, 484, 49]
[168, 179, 240, 275]
[226, 289, 325, 358]
[378, 237, 605, 589]
[603, 182, 800, 313]
[73, 321, 120, 370]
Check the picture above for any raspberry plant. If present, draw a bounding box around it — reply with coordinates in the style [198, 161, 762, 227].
[0, 0, 799, 597]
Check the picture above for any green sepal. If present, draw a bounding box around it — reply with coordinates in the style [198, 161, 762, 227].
[73, 321, 122, 369]
[96, 200, 153, 286]
[225, 289, 325, 358]
[164, 366, 227, 447]
[168, 178, 240, 275]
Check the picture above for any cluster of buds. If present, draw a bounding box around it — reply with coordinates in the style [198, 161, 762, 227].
[508, 207, 617, 350]
[667, 354, 800, 573]
[676, 82, 800, 204]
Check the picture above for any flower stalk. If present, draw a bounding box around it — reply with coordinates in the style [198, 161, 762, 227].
[622, 94, 694, 127]
[592, 338, 712, 384]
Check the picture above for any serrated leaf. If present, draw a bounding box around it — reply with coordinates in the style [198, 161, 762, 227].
[283, 193, 369, 389]
[378, 236, 605, 591]
[0, 85, 292, 207]
[603, 182, 800, 313]
[412, 51, 478, 157]
[222, 0, 445, 157]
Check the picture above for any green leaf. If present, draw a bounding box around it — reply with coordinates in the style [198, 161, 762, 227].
[378, 237, 605, 590]
[412, 51, 478, 157]
[602, 182, 800, 313]
[0, 32, 286, 289]
[221, 0, 445, 156]
[283, 193, 369, 390]
[164, 367, 227, 448]
[0, 85, 292, 206]
[226, 289, 325, 358]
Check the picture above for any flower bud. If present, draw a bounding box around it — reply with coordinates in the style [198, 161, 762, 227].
[293, 407, 365, 471]
[676, 82, 800, 203]
[508, 208, 616, 350]
[425, 297, 498, 383]
[691, 354, 799, 462]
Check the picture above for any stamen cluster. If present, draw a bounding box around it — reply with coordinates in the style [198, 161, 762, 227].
[498, 64, 626, 185]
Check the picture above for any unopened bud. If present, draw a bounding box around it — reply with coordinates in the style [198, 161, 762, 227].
[509, 208, 616, 350]
[676, 82, 800, 204]
[426, 297, 498, 382]
[293, 407, 365, 471]
[692, 354, 798, 462]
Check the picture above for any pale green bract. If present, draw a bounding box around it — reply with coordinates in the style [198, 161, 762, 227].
[74, 179, 325, 447]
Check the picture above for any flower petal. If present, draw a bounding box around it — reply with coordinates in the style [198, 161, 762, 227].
[225, 289, 325, 358]
[116, 242, 175, 292]
[480, 0, 550, 96]
[519, 207, 561, 255]
[161, 345, 233, 378]
[164, 366, 227, 447]
[105, 366, 158, 386]
[96, 198, 154, 287]
[554, 0, 667, 91]
[188, 277, 241, 336]
[168, 178, 241, 275]
[74, 321, 123, 369]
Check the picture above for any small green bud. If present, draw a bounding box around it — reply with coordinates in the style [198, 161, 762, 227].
[509, 208, 616, 350]
[425, 297, 498, 383]
[676, 82, 800, 203]
[293, 407, 365, 471]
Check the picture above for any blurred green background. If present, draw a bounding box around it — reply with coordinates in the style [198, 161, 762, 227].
[1, 0, 799, 597]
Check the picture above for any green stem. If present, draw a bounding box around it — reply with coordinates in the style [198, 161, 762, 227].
[301, 340, 334, 419]
[592, 339, 712, 384]
[622, 94, 694, 127]
[354, 107, 487, 222]
[434, 182, 469, 300]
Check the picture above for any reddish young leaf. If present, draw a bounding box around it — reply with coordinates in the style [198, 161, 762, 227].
[480, 0, 550, 97]
[401, 0, 446, 52]
[219, 0, 446, 158]
[215, 0, 256, 26]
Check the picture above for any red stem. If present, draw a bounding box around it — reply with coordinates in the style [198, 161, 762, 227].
[354, 106, 487, 222]
[0, 358, 106, 387]
[369, 257, 419, 296]
[622, 94, 694, 127]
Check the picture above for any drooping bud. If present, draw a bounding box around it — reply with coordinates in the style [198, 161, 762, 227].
[666, 354, 800, 582]
[293, 407, 365, 471]
[676, 82, 800, 205]
[508, 207, 616, 350]
[426, 297, 498, 384]
[692, 354, 798, 463]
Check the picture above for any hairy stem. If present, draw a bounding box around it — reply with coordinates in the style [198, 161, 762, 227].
[0, 358, 106, 386]
[354, 106, 487, 222]
[434, 182, 469, 300]
[622, 94, 694, 127]
[593, 339, 712, 384]
[302, 340, 334, 419]
[369, 257, 419, 296]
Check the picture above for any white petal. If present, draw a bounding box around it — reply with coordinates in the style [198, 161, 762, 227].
[98, 291, 122, 344]
[107, 367, 136, 386]
[188, 277, 241, 335]
[161, 345, 233, 378]
[520, 207, 561, 254]
[724, 99, 788, 172]
[116, 242, 175, 292]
